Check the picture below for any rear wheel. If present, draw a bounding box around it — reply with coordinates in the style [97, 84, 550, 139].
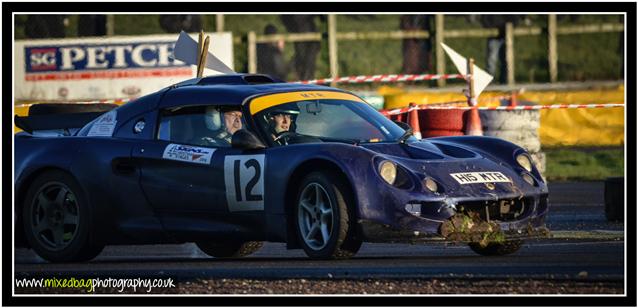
[295, 172, 362, 259]
[22, 170, 104, 262]
[469, 240, 523, 256]
[196, 241, 263, 258]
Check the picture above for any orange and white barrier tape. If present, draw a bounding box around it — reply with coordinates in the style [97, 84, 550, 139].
[294, 74, 466, 85]
[379, 103, 625, 116]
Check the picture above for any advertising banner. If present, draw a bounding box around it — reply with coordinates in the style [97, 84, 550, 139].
[14, 32, 234, 101]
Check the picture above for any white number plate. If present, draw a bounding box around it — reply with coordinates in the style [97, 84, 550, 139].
[450, 171, 511, 184]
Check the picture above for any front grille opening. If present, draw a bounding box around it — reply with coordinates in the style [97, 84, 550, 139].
[456, 197, 533, 222]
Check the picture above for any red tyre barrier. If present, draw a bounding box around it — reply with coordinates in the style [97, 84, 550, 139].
[418, 108, 466, 137]
[422, 129, 465, 138]
[388, 113, 406, 123]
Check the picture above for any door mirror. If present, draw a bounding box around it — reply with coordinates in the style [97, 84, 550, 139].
[231, 129, 266, 150]
[393, 120, 412, 132]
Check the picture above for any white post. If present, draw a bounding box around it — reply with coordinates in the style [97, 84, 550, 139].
[505, 22, 515, 85]
[548, 14, 558, 83]
[248, 31, 257, 74]
[216, 14, 224, 32]
[328, 14, 338, 86]
[435, 14, 445, 87]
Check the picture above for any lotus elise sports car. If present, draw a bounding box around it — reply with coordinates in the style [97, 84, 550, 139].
[14, 74, 549, 262]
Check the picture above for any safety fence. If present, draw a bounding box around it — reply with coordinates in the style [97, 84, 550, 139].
[294, 73, 465, 85]
[378, 102, 625, 116]
[244, 15, 624, 86]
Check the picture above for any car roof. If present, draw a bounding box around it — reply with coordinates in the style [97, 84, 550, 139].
[159, 74, 349, 109]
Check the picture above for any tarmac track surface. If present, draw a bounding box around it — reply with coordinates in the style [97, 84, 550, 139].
[13, 181, 626, 294]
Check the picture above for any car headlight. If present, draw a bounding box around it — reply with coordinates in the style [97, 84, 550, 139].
[522, 172, 535, 186]
[423, 177, 438, 193]
[516, 153, 533, 172]
[379, 160, 397, 185]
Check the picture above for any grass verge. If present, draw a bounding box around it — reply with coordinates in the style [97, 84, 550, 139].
[544, 147, 624, 181]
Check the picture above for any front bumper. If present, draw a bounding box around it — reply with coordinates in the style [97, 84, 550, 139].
[359, 219, 550, 244]
[358, 193, 550, 244]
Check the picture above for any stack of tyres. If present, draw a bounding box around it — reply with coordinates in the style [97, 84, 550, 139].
[479, 109, 545, 176]
[419, 109, 467, 138]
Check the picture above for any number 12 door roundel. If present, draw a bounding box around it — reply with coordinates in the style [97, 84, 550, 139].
[224, 155, 266, 212]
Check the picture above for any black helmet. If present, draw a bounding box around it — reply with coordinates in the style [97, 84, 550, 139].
[266, 106, 300, 134]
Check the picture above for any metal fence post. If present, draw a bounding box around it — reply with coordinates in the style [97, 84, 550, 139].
[548, 14, 558, 83]
[505, 22, 515, 85]
[435, 14, 445, 87]
[248, 31, 257, 74]
[328, 14, 339, 86]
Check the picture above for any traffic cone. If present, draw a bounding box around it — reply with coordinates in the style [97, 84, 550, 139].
[464, 107, 483, 136]
[510, 91, 518, 107]
[408, 103, 422, 139]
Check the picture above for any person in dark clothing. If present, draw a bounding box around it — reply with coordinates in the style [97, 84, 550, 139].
[159, 15, 203, 33]
[280, 15, 322, 80]
[478, 15, 524, 83]
[400, 15, 433, 74]
[25, 15, 66, 38]
[256, 24, 288, 80]
[78, 15, 107, 37]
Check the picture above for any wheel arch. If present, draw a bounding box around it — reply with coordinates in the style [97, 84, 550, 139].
[15, 166, 88, 248]
[283, 158, 359, 249]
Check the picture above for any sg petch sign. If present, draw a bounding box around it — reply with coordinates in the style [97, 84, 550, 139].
[15, 33, 234, 101]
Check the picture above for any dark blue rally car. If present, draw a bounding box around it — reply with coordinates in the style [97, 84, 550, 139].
[14, 74, 549, 262]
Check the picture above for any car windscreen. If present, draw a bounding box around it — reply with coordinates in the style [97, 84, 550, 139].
[253, 99, 407, 145]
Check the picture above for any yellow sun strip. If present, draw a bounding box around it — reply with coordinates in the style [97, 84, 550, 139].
[249, 91, 365, 115]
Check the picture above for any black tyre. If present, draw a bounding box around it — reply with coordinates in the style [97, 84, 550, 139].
[604, 177, 624, 222]
[294, 172, 362, 259]
[22, 170, 104, 262]
[29, 103, 118, 116]
[196, 241, 263, 258]
[469, 240, 523, 256]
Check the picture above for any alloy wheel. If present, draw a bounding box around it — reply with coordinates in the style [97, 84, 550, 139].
[297, 182, 334, 251]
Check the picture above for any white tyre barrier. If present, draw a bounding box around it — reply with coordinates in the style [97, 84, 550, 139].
[479, 109, 540, 131]
[483, 129, 542, 153]
[480, 109, 541, 153]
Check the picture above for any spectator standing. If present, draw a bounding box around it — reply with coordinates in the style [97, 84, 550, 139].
[25, 15, 66, 38]
[479, 15, 523, 84]
[280, 15, 323, 80]
[159, 15, 203, 33]
[256, 24, 289, 80]
[400, 15, 433, 74]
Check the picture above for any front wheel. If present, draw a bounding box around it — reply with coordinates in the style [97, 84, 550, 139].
[196, 241, 263, 258]
[295, 172, 362, 259]
[469, 240, 523, 256]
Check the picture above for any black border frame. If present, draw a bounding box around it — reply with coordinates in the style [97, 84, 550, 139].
[3, 2, 636, 306]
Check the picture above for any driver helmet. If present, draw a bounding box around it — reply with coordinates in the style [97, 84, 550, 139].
[204, 106, 233, 143]
[204, 106, 223, 131]
[266, 107, 300, 135]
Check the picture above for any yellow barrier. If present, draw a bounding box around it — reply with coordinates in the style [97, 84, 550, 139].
[380, 86, 625, 147]
[540, 107, 624, 147]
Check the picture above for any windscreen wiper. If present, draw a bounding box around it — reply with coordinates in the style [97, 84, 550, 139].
[396, 127, 413, 144]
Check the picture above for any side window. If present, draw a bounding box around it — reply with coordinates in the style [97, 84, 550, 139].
[157, 105, 245, 148]
[113, 110, 157, 140]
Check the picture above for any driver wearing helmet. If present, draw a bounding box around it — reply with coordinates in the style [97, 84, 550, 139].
[267, 107, 299, 146]
[197, 106, 243, 147]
